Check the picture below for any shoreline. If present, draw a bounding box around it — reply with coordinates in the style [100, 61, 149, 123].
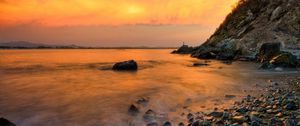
[175, 75, 300, 126]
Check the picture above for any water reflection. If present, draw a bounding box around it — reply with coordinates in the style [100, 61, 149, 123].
[0, 49, 294, 126]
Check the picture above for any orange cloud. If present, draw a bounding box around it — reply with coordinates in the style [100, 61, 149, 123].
[0, 0, 238, 27]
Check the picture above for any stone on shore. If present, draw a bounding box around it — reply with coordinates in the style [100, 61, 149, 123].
[128, 104, 139, 116]
[112, 60, 138, 71]
[0, 118, 16, 126]
[260, 52, 298, 69]
[257, 43, 281, 62]
[147, 122, 158, 126]
[163, 121, 172, 126]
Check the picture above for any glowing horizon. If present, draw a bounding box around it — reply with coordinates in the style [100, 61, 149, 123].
[0, 0, 238, 46]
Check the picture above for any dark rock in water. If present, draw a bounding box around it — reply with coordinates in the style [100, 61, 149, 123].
[136, 97, 149, 105]
[147, 122, 158, 126]
[193, 62, 209, 67]
[128, 104, 139, 116]
[172, 45, 194, 54]
[257, 43, 281, 62]
[260, 52, 298, 69]
[225, 94, 236, 99]
[163, 121, 172, 126]
[178, 122, 185, 126]
[143, 109, 156, 122]
[0, 118, 16, 126]
[112, 60, 138, 71]
[187, 113, 194, 120]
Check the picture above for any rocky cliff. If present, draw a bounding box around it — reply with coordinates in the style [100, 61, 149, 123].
[193, 0, 300, 58]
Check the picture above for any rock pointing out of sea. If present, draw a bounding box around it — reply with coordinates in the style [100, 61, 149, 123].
[0, 118, 16, 126]
[112, 60, 138, 71]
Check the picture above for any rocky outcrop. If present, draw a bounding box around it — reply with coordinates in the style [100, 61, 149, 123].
[193, 0, 300, 58]
[0, 118, 16, 126]
[257, 43, 281, 62]
[172, 44, 194, 54]
[260, 52, 298, 69]
[112, 60, 138, 71]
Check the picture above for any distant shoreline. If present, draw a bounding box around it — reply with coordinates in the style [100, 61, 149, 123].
[0, 47, 177, 50]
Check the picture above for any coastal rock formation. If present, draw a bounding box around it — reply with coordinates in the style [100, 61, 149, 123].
[192, 0, 300, 58]
[112, 60, 138, 71]
[257, 43, 281, 62]
[172, 44, 194, 54]
[260, 52, 298, 69]
[0, 118, 16, 126]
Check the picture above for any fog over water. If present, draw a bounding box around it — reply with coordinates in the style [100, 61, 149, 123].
[0, 49, 297, 126]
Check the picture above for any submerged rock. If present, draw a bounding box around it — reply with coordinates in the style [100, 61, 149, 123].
[147, 122, 158, 126]
[163, 121, 172, 126]
[112, 60, 138, 71]
[0, 118, 16, 126]
[193, 62, 209, 67]
[143, 109, 156, 122]
[128, 104, 139, 116]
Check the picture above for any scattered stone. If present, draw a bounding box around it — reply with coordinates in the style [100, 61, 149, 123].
[0, 118, 16, 126]
[136, 97, 149, 105]
[284, 118, 297, 126]
[178, 122, 185, 126]
[163, 121, 172, 126]
[284, 101, 298, 110]
[143, 109, 156, 122]
[209, 111, 223, 118]
[112, 60, 138, 71]
[225, 94, 236, 99]
[232, 116, 247, 124]
[128, 104, 139, 116]
[191, 120, 211, 126]
[147, 122, 158, 126]
[236, 107, 249, 114]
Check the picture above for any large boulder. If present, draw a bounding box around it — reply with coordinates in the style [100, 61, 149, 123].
[172, 45, 194, 54]
[112, 60, 138, 71]
[257, 43, 281, 62]
[0, 118, 16, 126]
[260, 52, 298, 69]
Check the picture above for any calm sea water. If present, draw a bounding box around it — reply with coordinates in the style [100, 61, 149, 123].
[0, 49, 296, 126]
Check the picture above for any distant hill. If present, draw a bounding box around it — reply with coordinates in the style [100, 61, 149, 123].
[0, 41, 176, 49]
[0, 41, 51, 48]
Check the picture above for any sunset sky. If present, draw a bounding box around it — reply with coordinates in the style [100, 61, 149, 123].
[0, 0, 238, 47]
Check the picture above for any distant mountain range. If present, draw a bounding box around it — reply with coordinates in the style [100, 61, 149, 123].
[0, 41, 176, 49]
[0, 41, 52, 48]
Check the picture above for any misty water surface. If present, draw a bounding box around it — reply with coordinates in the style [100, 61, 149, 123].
[0, 49, 295, 126]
